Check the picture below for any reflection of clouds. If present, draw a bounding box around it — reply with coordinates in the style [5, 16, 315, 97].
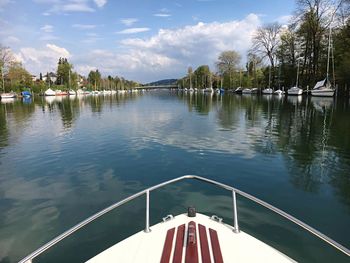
[114, 95, 269, 158]
[0, 166, 142, 262]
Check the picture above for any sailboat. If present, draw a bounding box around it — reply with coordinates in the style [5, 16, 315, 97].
[0, 67, 16, 99]
[262, 66, 273, 94]
[311, 26, 336, 97]
[204, 74, 213, 93]
[287, 58, 303, 95]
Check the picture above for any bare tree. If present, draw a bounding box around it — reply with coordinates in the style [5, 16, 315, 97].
[251, 23, 281, 69]
[293, 0, 346, 82]
[0, 45, 15, 70]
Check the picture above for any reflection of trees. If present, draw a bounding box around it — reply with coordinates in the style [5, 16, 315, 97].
[0, 104, 9, 149]
[184, 92, 350, 205]
[0, 99, 36, 150]
[57, 98, 80, 129]
[176, 92, 214, 115]
[326, 100, 350, 206]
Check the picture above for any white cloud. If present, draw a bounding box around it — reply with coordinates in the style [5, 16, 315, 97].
[16, 44, 70, 74]
[94, 0, 106, 8]
[75, 49, 179, 79]
[74, 14, 261, 82]
[40, 24, 53, 33]
[154, 13, 171, 17]
[120, 18, 138, 27]
[154, 8, 171, 17]
[61, 3, 94, 12]
[117, 27, 150, 34]
[37, 0, 96, 14]
[277, 15, 292, 25]
[72, 24, 97, 30]
[15, 14, 261, 83]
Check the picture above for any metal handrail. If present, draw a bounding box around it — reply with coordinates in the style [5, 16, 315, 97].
[19, 175, 350, 263]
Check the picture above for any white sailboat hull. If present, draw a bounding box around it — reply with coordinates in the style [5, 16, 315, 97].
[287, 87, 303, 96]
[311, 88, 335, 97]
[262, 88, 273, 94]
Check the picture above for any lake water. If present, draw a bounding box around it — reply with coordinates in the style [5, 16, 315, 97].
[0, 91, 349, 263]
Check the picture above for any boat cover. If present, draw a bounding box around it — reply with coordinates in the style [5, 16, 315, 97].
[21, 91, 31, 96]
[313, 79, 331, 90]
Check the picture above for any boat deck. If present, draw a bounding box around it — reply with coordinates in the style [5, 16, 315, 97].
[86, 213, 295, 263]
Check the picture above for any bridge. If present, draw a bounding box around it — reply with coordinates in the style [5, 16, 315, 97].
[138, 85, 178, 90]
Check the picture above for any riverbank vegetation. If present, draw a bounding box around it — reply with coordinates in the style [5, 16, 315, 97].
[178, 0, 350, 95]
[0, 48, 139, 94]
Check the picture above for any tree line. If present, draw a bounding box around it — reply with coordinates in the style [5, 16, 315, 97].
[178, 0, 350, 94]
[0, 47, 139, 94]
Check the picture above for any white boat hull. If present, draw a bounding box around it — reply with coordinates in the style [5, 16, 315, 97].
[0, 93, 16, 99]
[87, 213, 294, 263]
[262, 89, 273, 94]
[311, 89, 335, 97]
[287, 87, 303, 96]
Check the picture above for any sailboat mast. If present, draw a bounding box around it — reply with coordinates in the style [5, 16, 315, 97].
[326, 26, 332, 81]
[69, 69, 71, 90]
[1, 66, 4, 92]
[296, 60, 300, 88]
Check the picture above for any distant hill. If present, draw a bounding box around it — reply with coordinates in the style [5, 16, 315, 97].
[144, 79, 178, 86]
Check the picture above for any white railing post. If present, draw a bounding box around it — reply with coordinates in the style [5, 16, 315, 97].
[144, 190, 151, 233]
[232, 190, 240, 233]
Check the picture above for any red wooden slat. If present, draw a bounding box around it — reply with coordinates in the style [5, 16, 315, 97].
[160, 227, 175, 263]
[209, 228, 223, 263]
[173, 224, 185, 263]
[185, 221, 198, 263]
[198, 224, 211, 263]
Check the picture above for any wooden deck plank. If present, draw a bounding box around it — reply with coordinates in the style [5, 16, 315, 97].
[209, 228, 223, 263]
[172, 224, 185, 263]
[198, 224, 211, 263]
[160, 227, 175, 263]
[185, 221, 198, 263]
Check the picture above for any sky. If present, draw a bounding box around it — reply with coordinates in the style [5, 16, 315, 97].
[0, 0, 296, 83]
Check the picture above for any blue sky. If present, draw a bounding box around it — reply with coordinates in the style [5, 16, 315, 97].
[1, 0, 295, 82]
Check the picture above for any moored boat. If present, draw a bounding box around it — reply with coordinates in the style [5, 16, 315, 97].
[21, 91, 32, 98]
[204, 87, 213, 93]
[235, 87, 243, 94]
[311, 79, 335, 97]
[68, 90, 77, 96]
[287, 86, 303, 96]
[251, 88, 258, 94]
[0, 92, 17, 99]
[262, 88, 273, 94]
[55, 90, 68, 96]
[18, 175, 350, 263]
[311, 25, 336, 97]
[242, 88, 251, 94]
[274, 89, 285, 95]
[44, 88, 56, 96]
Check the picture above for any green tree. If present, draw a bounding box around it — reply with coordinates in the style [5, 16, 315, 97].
[7, 62, 32, 91]
[194, 65, 210, 89]
[88, 69, 101, 90]
[216, 50, 241, 89]
[56, 57, 73, 86]
[334, 19, 350, 93]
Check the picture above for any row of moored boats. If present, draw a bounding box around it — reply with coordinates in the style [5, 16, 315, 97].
[43, 88, 142, 96]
